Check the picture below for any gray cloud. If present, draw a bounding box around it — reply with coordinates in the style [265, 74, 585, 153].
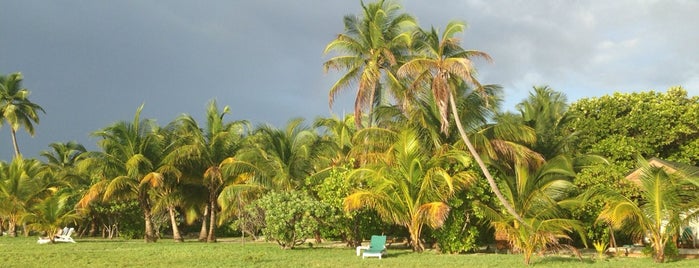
[0, 0, 697, 160]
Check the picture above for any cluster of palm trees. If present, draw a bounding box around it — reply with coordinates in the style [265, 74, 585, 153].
[2, 1, 699, 265]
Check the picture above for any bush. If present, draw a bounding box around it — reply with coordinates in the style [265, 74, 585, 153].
[248, 191, 330, 249]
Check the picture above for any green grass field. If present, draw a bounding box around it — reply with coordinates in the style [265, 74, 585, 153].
[2, 236, 698, 267]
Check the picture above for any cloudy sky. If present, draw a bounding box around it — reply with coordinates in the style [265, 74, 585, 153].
[1, 0, 698, 161]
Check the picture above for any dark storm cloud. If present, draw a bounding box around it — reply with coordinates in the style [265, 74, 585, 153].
[1, 0, 698, 160]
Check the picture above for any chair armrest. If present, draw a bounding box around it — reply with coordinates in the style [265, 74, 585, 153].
[356, 245, 370, 256]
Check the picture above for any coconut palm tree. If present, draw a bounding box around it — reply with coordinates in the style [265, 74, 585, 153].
[0, 72, 45, 158]
[397, 21, 526, 224]
[23, 192, 79, 243]
[516, 86, 576, 159]
[323, 0, 416, 128]
[595, 159, 699, 263]
[41, 141, 88, 191]
[243, 119, 320, 192]
[344, 127, 476, 252]
[78, 105, 165, 242]
[0, 157, 52, 237]
[164, 100, 249, 242]
[481, 155, 586, 265]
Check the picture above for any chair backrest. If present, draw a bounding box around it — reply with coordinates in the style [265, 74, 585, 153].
[64, 228, 75, 237]
[369, 235, 386, 250]
[62, 227, 69, 236]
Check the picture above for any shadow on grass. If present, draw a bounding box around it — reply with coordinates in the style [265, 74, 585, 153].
[532, 256, 594, 266]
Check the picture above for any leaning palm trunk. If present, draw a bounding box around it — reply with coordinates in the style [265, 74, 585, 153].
[448, 92, 526, 225]
[168, 206, 183, 242]
[10, 129, 20, 157]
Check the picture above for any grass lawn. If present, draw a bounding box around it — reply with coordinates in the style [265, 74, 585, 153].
[2, 236, 698, 267]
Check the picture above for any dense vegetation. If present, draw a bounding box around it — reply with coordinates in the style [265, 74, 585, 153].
[2, 0, 699, 265]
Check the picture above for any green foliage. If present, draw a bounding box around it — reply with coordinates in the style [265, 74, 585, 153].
[248, 191, 330, 249]
[567, 87, 699, 166]
[312, 166, 382, 246]
[90, 201, 144, 239]
[431, 200, 480, 254]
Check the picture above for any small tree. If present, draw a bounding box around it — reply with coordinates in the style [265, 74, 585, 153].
[249, 191, 329, 249]
[595, 159, 699, 263]
[24, 192, 79, 243]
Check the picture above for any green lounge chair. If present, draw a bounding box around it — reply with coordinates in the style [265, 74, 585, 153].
[356, 235, 387, 259]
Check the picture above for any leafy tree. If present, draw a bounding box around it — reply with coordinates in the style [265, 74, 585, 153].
[397, 21, 526, 225]
[567, 87, 699, 167]
[248, 191, 330, 249]
[0, 72, 45, 158]
[593, 158, 699, 263]
[345, 127, 476, 252]
[78, 105, 165, 242]
[323, 0, 416, 127]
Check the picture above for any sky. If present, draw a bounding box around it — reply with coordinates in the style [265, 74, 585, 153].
[1, 0, 698, 161]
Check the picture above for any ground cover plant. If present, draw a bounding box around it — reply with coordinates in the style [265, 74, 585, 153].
[3, 236, 699, 267]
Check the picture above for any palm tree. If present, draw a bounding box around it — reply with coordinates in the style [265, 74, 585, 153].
[0, 157, 52, 237]
[78, 105, 165, 242]
[344, 127, 476, 252]
[323, 0, 416, 128]
[397, 21, 526, 224]
[481, 155, 586, 265]
[165, 100, 249, 242]
[516, 86, 576, 159]
[243, 119, 320, 192]
[0, 72, 45, 158]
[313, 115, 356, 167]
[595, 159, 699, 263]
[23, 192, 79, 243]
[41, 141, 88, 191]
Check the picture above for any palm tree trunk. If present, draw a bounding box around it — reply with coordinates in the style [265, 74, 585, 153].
[448, 92, 526, 226]
[143, 209, 157, 242]
[207, 199, 217, 242]
[409, 224, 424, 252]
[168, 206, 183, 242]
[8, 218, 17, 237]
[10, 129, 20, 158]
[198, 205, 208, 242]
[140, 194, 157, 242]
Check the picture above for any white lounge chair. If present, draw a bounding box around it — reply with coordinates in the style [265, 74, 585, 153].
[38, 227, 76, 244]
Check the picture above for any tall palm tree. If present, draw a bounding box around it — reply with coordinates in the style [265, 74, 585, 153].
[595, 159, 699, 263]
[0, 157, 52, 237]
[397, 21, 526, 224]
[0, 72, 45, 158]
[78, 105, 165, 242]
[344, 127, 476, 252]
[165, 100, 249, 242]
[323, 0, 416, 128]
[481, 155, 586, 265]
[41, 141, 88, 191]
